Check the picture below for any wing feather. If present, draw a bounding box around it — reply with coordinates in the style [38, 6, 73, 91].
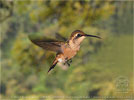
[29, 35, 64, 53]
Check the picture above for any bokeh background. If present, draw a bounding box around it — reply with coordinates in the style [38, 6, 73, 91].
[0, 0, 133, 100]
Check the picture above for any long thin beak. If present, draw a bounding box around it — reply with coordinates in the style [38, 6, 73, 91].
[84, 34, 101, 39]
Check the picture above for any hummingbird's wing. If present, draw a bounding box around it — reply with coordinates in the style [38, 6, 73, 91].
[55, 33, 67, 41]
[29, 35, 64, 53]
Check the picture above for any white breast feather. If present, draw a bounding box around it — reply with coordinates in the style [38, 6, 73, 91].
[58, 58, 63, 62]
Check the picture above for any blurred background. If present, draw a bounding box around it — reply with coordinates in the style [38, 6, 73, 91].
[0, 0, 133, 100]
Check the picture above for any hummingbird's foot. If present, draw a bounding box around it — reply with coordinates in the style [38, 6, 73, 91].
[66, 59, 72, 67]
[67, 62, 70, 67]
[69, 59, 72, 63]
[63, 61, 70, 66]
[64, 58, 72, 67]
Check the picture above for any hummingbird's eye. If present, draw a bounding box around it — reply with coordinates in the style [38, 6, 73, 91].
[77, 34, 81, 37]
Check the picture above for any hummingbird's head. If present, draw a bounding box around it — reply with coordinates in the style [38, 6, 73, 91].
[69, 30, 101, 44]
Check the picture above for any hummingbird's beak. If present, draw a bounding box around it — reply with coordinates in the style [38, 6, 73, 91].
[84, 34, 101, 39]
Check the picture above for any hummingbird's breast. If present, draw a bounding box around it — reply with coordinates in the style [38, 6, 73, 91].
[61, 44, 80, 60]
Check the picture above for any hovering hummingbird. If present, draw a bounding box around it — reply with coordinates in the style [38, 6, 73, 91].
[29, 30, 101, 73]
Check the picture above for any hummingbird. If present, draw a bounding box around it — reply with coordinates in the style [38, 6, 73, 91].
[29, 30, 101, 73]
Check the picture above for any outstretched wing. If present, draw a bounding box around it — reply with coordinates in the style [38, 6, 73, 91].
[55, 33, 67, 41]
[29, 35, 64, 53]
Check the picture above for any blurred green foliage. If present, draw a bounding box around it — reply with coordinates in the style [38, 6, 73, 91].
[0, 0, 133, 100]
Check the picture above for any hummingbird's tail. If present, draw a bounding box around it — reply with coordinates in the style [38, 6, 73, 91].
[47, 59, 58, 73]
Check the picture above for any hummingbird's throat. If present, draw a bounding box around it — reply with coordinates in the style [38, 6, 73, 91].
[69, 37, 85, 49]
